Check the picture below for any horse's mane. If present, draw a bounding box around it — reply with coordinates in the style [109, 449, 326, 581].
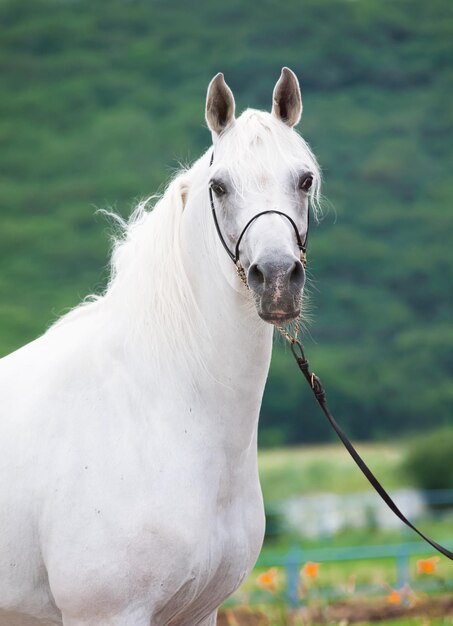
[49, 169, 205, 374]
[49, 110, 322, 372]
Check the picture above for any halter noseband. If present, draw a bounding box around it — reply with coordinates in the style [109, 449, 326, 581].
[208, 151, 310, 282]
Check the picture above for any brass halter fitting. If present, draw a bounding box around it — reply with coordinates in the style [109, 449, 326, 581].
[235, 261, 248, 287]
[300, 249, 307, 268]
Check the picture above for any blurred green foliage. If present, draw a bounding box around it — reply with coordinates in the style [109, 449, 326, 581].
[0, 0, 452, 444]
[403, 427, 453, 491]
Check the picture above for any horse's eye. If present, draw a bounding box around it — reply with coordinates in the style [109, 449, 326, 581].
[210, 182, 226, 196]
[299, 173, 313, 192]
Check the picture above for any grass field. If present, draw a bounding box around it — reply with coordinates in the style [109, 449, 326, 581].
[364, 620, 448, 625]
[370, 617, 453, 626]
[258, 442, 406, 502]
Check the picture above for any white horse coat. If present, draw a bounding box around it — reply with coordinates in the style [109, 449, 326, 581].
[0, 69, 320, 625]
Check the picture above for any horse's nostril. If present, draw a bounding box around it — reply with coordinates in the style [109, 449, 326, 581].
[248, 263, 265, 292]
[289, 260, 304, 289]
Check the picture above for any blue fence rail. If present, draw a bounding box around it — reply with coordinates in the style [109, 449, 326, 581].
[256, 539, 453, 606]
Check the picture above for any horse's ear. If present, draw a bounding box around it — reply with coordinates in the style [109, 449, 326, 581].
[206, 73, 235, 135]
[271, 67, 302, 127]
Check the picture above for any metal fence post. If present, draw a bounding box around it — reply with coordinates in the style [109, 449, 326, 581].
[286, 547, 300, 607]
[395, 545, 410, 588]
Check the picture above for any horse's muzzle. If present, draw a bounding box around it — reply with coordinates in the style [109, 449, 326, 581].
[247, 256, 305, 324]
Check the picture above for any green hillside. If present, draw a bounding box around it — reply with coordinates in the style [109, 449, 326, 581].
[1, 0, 453, 443]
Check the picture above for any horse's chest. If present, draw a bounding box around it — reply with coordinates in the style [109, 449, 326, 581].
[153, 489, 265, 623]
[45, 444, 265, 622]
[151, 468, 264, 599]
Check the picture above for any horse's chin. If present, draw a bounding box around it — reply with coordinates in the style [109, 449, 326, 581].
[258, 308, 300, 325]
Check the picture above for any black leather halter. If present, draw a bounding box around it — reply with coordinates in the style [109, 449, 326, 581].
[208, 150, 309, 269]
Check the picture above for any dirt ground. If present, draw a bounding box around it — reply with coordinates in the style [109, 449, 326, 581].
[218, 595, 453, 625]
[0, 612, 56, 626]
[1, 597, 451, 626]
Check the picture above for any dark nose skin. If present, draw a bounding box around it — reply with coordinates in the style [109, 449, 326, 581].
[247, 255, 305, 322]
[248, 256, 305, 296]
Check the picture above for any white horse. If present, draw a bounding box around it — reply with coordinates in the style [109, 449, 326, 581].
[0, 68, 320, 625]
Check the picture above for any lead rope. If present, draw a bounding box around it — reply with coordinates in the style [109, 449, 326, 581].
[287, 335, 453, 561]
[236, 265, 453, 561]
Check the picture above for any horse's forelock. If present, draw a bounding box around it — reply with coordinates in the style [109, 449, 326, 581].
[214, 109, 322, 216]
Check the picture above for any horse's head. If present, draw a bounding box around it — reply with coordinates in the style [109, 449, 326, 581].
[205, 68, 320, 325]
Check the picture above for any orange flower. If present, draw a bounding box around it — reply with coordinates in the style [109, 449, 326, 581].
[417, 557, 439, 575]
[387, 590, 402, 605]
[302, 561, 320, 579]
[256, 567, 277, 592]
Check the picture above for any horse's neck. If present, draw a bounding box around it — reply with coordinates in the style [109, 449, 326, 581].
[180, 180, 274, 447]
[186, 267, 273, 450]
[191, 271, 273, 395]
